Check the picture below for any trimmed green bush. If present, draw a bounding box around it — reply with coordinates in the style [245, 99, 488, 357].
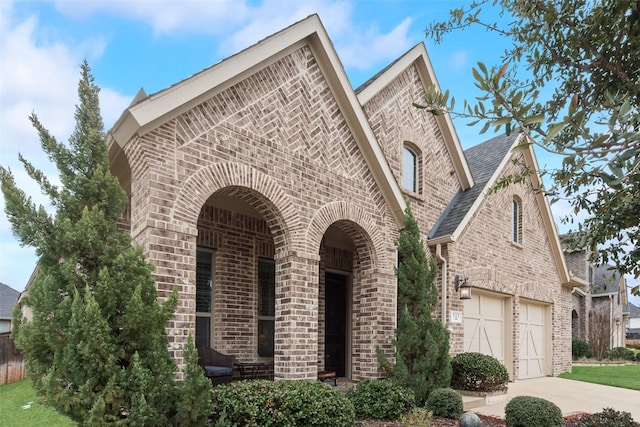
[606, 347, 635, 361]
[345, 378, 415, 420]
[505, 396, 563, 427]
[572, 337, 593, 359]
[210, 379, 355, 427]
[451, 352, 509, 393]
[581, 407, 640, 427]
[425, 388, 463, 419]
[635, 351, 640, 362]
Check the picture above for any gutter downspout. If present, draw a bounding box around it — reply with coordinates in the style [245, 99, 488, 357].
[436, 243, 447, 325]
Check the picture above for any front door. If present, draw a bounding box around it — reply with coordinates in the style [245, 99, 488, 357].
[325, 272, 347, 377]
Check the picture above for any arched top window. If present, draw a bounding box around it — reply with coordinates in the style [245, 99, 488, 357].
[512, 196, 522, 244]
[402, 145, 419, 193]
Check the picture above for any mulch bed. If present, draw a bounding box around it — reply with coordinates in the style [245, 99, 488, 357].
[355, 413, 590, 426]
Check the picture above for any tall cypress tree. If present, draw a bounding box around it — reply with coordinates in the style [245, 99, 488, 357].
[1, 62, 209, 424]
[378, 205, 451, 406]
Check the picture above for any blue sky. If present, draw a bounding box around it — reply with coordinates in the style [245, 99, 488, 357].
[1, 0, 637, 303]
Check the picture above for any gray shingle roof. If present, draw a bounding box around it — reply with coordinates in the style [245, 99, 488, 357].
[627, 302, 640, 318]
[591, 264, 621, 294]
[0, 283, 20, 319]
[429, 133, 519, 239]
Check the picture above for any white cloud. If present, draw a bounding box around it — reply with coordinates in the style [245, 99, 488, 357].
[53, 0, 252, 36]
[448, 50, 468, 71]
[335, 17, 414, 71]
[0, 2, 131, 291]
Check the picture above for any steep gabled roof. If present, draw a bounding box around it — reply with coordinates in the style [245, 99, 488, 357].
[429, 133, 517, 239]
[427, 132, 575, 286]
[107, 14, 407, 226]
[356, 43, 474, 190]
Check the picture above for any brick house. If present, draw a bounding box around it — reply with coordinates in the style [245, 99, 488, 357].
[565, 243, 629, 349]
[107, 15, 577, 381]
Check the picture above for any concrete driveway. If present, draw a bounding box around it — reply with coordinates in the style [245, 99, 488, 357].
[468, 377, 640, 421]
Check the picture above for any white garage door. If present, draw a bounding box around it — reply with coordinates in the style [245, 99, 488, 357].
[464, 294, 505, 364]
[519, 302, 546, 379]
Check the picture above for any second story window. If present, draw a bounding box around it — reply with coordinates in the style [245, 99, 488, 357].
[402, 146, 418, 193]
[512, 196, 522, 244]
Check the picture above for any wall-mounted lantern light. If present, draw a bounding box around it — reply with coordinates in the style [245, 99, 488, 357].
[454, 275, 472, 300]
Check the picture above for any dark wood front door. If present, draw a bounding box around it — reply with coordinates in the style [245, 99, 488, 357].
[324, 272, 347, 377]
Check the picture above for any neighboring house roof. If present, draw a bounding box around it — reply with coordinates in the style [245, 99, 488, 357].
[626, 302, 640, 318]
[429, 132, 517, 239]
[0, 283, 20, 320]
[591, 264, 622, 295]
[107, 14, 408, 227]
[356, 43, 474, 191]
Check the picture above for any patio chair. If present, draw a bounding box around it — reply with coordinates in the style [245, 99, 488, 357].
[196, 345, 235, 385]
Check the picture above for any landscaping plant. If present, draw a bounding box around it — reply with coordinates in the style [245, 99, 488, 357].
[210, 379, 355, 426]
[377, 205, 451, 405]
[345, 378, 415, 421]
[571, 337, 593, 360]
[450, 352, 508, 393]
[2, 63, 211, 424]
[581, 407, 640, 427]
[425, 388, 463, 419]
[504, 395, 563, 427]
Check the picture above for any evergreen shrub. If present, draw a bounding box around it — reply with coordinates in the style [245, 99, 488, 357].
[572, 337, 593, 359]
[505, 396, 563, 427]
[345, 378, 415, 420]
[425, 388, 463, 419]
[581, 407, 640, 427]
[451, 352, 508, 393]
[210, 379, 354, 427]
[606, 347, 635, 360]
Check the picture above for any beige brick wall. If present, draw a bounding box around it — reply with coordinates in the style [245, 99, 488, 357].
[117, 40, 572, 381]
[444, 155, 572, 377]
[121, 46, 398, 378]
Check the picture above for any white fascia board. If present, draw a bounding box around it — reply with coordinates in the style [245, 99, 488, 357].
[357, 43, 474, 190]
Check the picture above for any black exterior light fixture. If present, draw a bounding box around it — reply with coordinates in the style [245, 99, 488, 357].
[454, 275, 472, 300]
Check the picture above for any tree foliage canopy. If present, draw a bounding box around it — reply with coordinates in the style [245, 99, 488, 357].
[419, 0, 640, 293]
[2, 62, 211, 425]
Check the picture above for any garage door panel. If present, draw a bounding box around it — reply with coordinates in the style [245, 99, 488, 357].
[519, 302, 546, 379]
[464, 294, 505, 364]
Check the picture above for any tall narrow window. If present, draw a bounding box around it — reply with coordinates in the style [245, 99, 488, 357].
[258, 258, 275, 357]
[196, 248, 215, 347]
[402, 146, 418, 193]
[512, 197, 522, 244]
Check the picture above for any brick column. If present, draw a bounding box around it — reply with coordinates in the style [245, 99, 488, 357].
[352, 269, 397, 380]
[133, 222, 198, 372]
[273, 251, 320, 380]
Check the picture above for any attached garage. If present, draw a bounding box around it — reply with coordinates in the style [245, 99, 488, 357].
[518, 301, 550, 379]
[463, 292, 511, 372]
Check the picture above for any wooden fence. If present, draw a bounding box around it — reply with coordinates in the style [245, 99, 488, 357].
[0, 332, 25, 384]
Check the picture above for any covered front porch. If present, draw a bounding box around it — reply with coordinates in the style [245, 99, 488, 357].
[190, 187, 396, 381]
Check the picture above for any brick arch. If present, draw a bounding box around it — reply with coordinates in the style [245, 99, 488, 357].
[171, 162, 301, 252]
[305, 201, 389, 270]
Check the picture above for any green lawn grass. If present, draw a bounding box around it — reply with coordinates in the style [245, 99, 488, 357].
[559, 364, 640, 390]
[0, 380, 75, 427]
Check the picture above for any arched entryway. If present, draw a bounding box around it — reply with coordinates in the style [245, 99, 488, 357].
[318, 219, 385, 381]
[194, 187, 283, 369]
